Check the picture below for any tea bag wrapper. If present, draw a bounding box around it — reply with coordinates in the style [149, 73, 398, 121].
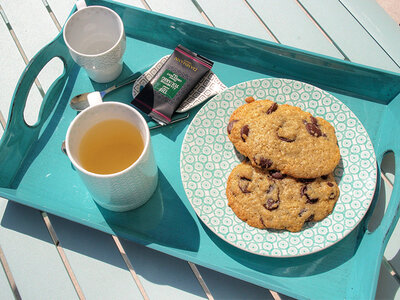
[131, 45, 214, 125]
[132, 56, 227, 114]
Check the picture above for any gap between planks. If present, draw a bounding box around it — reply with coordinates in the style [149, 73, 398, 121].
[242, 0, 280, 43]
[338, 0, 400, 69]
[295, 0, 349, 61]
[0, 111, 6, 130]
[0, 5, 46, 98]
[112, 236, 150, 300]
[41, 212, 86, 299]
[0, 246, 22, 300]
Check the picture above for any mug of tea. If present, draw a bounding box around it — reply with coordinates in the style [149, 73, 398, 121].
[65, 101, 158, 211]
[63, 0, 126, 83]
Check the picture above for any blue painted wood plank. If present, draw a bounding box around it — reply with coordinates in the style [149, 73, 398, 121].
[300, 0, 400, 72]
[1, 1, 64, 126]
[195, 0, 274, 41]
[196, 265, 280, 300]
[247, 0, 344, 59]
[1, 0, 62, 68]
[110, 0, 146, 10]
[121, 240, 207, 299]
[340, 0, 400, 69]
[46, 0, 77, 27]
[146, 0, 206, 24]
[0, 15, 29, 121]
[48, 214, 144, 299]
[0, 199, 78, 298]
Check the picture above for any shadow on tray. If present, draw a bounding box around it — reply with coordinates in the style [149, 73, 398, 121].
[198, 179, 386, 278]
[96, 170, 200, 252]
[2, 170, 200, 252]
[199, 220, 362, 278]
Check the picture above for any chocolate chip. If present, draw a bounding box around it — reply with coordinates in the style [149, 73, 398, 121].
[266, 102, 278, 114]
[299, 208, 307, 217]
[241, 125, 249, 142]
[238, 177, 251, 193]
[305, 214, 315, 222]
[227, 120, 238, 134]
[266, 184, 275, 194]
[310, 116, 318, 125]
[307, 197, 319, 204]
[321, 175, 328, 180]
[300, 185, 307, 197]
[329, 192, 336, 199]
[278, 136, 295, 142]
[327, 182, 334, 187]
[304, 116, 325, 138]
[301, 185, 318, 203]
[270, 170, 285, 179]
[305, 122, 322, 137]
[255, 156, 273, 169]
[297, 178, 316, 183]
[263, 198, 280, 211]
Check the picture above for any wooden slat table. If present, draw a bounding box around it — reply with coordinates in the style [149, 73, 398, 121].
[0, 0, 399, 299]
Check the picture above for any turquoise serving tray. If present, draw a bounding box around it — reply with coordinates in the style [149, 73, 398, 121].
[1, 1, 400, 299]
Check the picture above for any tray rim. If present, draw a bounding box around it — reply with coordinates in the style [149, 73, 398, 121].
[94, 0, 400, 105]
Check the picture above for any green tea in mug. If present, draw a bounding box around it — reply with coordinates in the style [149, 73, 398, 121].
[79, 119, 144, 175]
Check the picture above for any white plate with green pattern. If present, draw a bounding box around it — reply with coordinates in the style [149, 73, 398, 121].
[180, 78, 377, 257]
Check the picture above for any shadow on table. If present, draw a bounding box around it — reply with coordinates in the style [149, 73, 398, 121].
[0, 169, 202, 296]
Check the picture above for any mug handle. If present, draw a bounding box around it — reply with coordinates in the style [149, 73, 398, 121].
[76, 0, 87, 10]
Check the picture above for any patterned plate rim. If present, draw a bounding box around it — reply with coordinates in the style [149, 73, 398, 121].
[180, 78, 377, 257]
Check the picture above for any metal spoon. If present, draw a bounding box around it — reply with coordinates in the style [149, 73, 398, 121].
[70, 71, 142, 111]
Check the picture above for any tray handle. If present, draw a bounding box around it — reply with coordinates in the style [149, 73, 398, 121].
[9, 35, 71, 127]
[347, 143, 400, 299]
[0, 33, 73, 187]
[367, 146, 400, 245]
[366, 97, 400, 245]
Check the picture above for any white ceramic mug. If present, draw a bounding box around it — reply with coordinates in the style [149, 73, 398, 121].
[63, 0, 126, 83]
[65, 102, 158, 211]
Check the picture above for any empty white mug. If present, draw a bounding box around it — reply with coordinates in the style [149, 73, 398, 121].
[65, 101, 158, 211]
[63, 0, 126, 83]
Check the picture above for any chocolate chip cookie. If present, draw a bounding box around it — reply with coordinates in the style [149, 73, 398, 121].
[227, 99, 340, 178]
[226, 161, 340, 232]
